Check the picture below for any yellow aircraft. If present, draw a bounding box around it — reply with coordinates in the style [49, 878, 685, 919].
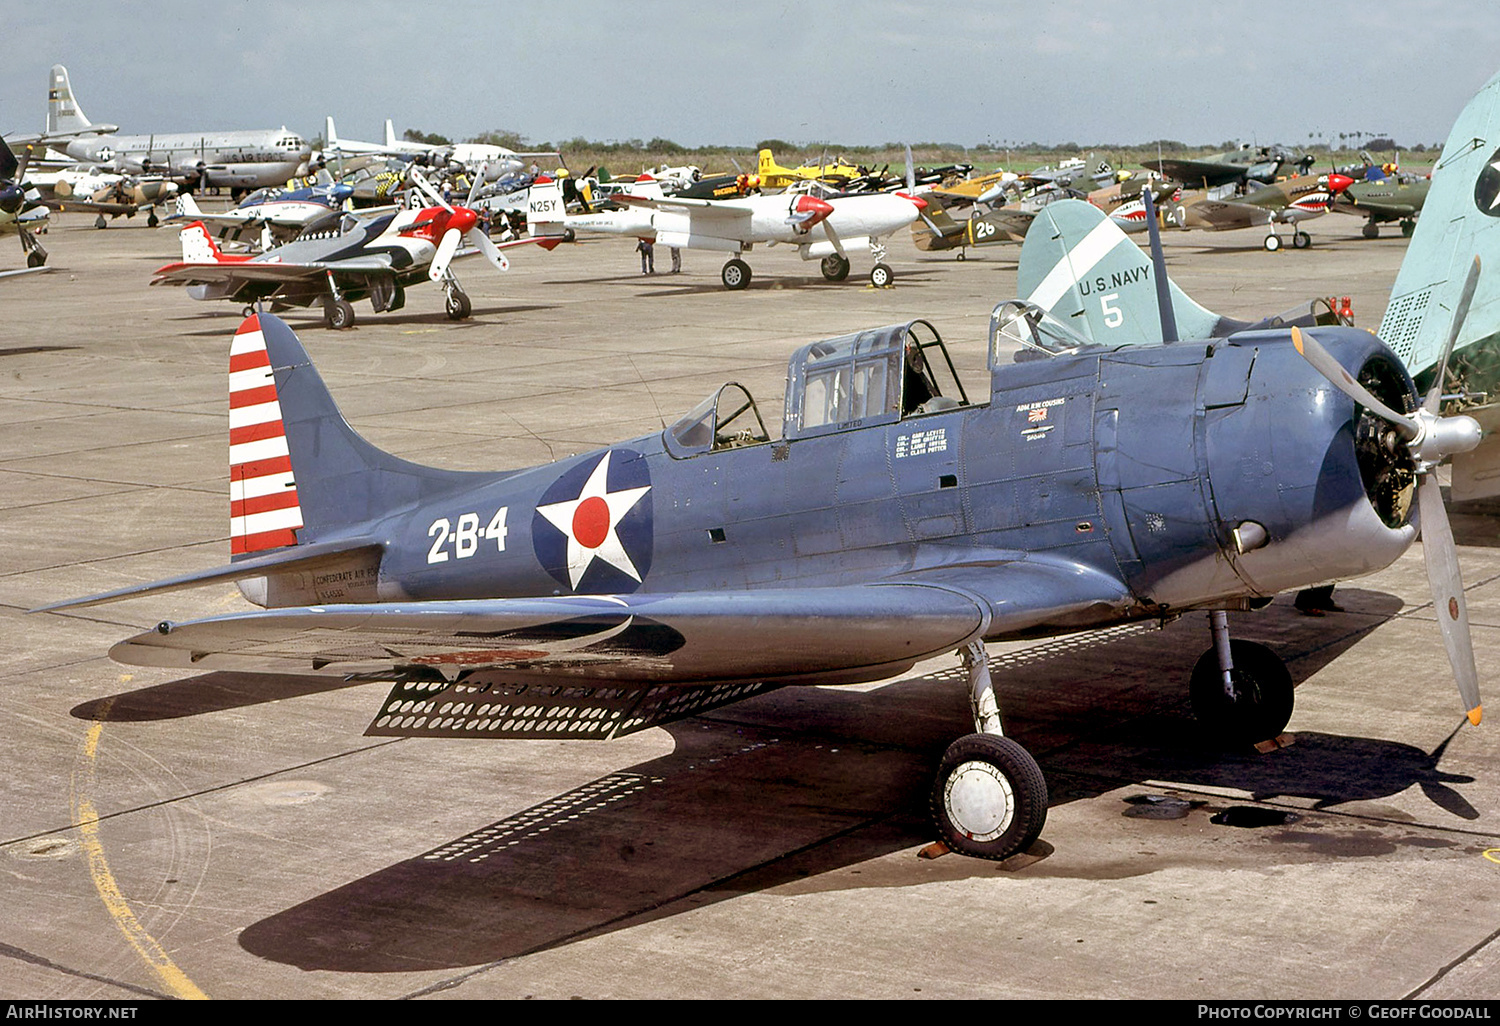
[755, 149, 866, 191]
[927, 169, 1018, 207]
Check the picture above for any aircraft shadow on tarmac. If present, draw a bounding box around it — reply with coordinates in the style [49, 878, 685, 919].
[541, 268, 947, 294]
[131, 588, 1468, 975]
[168, 304, 563, 337]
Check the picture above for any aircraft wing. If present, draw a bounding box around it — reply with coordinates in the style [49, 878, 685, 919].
[1181, 199, 1274, 231]
[42, 199, 140, 215]
[151, 256, 395, 286]
[100, 555, 1134, 685]
[1145, 158, 1243, 189]
[613, 194, 753, 221]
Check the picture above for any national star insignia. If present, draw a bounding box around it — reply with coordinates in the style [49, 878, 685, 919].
[535, 451, 651, 589]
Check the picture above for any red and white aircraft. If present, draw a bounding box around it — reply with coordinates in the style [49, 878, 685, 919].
[532, 177, 927, 288]
[153, 172, 555, 328]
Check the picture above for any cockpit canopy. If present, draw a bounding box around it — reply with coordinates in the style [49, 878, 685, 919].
[989, 300, 1100, 364]
[783, 320, 967, 440]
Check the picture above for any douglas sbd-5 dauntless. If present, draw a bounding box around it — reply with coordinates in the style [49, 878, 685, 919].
[40, 231, 1488, 858]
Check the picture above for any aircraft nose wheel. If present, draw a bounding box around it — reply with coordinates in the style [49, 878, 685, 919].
[931, 733, 1048, 861]
[1189, 639, 1294, 747]
[870, 262, 894, 288]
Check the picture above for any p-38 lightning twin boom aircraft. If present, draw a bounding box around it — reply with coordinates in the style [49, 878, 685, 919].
[41, 261, 1488, 859]
[545, 179, 927, 289]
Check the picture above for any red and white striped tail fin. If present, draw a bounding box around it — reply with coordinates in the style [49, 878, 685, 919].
[229, 315, 304, 555]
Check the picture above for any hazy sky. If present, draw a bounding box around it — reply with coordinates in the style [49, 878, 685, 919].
[7, 1, 1500, 154]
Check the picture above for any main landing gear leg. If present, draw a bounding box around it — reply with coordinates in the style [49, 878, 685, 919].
[930, 640, 1048, 861]
[322, 271, 355, 330]
[1189, 610, 1294, 747]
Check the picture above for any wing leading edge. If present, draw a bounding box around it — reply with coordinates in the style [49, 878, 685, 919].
[106, 554, 1136, 688]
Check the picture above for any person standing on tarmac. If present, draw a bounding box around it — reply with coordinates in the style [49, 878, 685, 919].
[637, 237, 655, 274]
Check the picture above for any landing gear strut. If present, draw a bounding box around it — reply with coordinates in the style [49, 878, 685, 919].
[1189, 611, 1294, 746]
[930, 640, 1048, 860]
[19, 229, 46, 268]
[322, 271, 355, 330]
[444, 282, 472, 320]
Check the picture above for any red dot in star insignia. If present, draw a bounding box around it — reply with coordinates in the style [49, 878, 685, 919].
[572, 496, 611, 548]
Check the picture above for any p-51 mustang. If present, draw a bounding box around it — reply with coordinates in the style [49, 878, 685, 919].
[152, 173, 553, 328]
[41, 264, 1485, 860]
[166, 177, 356, 249]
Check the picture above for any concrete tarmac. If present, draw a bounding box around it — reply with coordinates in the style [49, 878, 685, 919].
[2, 207, 1498, 1001]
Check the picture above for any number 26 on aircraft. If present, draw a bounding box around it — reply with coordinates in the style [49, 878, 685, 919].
[427, 508, 509, 563]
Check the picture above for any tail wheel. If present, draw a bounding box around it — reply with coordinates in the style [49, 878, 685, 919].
[445, 287, 472, 320]
[721, 258, 751, 290]
[931, 733, 1047, 861]
[324, 298, 356, 330]
[1189, 640, 1294, 747]
[870, 262, 894, 288]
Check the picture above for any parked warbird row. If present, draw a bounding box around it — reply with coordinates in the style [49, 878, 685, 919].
[31, 68, 1500, 862]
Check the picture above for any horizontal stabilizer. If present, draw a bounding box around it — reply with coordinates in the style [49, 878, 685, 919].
[32, 539, 383, 613]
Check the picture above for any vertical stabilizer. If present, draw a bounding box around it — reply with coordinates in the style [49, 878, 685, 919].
[1379, 69, 1500, 381]
[1017, 199, 1227, 344]
[526, 178, 567, 237]
[179, 221, 220, 262]
[46, 65, 93, 136]
[229, 314, 488, 559]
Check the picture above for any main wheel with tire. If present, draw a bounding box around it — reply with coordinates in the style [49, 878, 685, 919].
[324, 298, 356, 330]
[820, 254, 850, 281]
[1363, 222, 1380, 239]
[1293, 231, 1311, 249]
[1189, 640, 1294, 747]
[931, 733, 1048, 861]
[870, 262, 894, 287]
[721, 258, 751, 290]
[445, 287, 472, 320]
[1264, 234, 1282, 252]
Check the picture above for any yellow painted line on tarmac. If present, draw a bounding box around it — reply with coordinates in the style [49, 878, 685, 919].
[72, 693, 209, 1000]
[1484, 849, 1500, 865]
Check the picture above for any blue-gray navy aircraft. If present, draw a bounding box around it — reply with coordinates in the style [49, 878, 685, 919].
[39, 248, 1486, 859]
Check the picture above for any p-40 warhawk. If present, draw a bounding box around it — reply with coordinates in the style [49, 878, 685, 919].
[40, 277, 1486, 860]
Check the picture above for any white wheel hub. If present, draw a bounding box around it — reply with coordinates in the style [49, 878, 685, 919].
[943, 759, 1015, 841]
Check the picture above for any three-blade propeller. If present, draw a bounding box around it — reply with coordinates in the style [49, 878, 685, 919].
[1290, 256, 1484, 725]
